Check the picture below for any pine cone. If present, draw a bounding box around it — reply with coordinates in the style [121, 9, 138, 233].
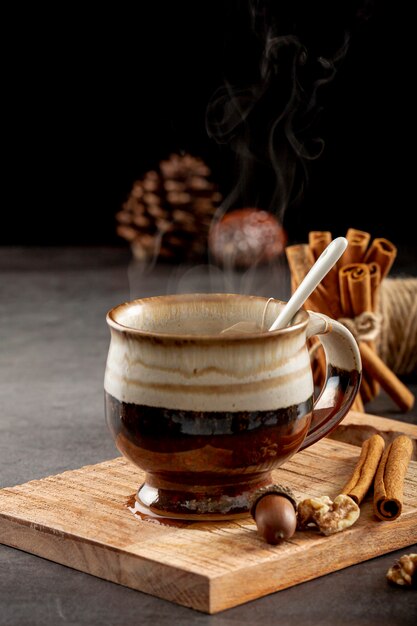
[116, 154, 222, 262]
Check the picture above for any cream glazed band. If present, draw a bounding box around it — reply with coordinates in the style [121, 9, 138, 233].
[104, 294, 360, 413]
[104, 331, 314, 412]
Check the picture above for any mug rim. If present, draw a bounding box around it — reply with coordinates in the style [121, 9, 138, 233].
[106, 293, 309, 341]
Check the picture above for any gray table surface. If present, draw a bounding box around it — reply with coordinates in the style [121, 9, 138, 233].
[1, 247, 416, 626]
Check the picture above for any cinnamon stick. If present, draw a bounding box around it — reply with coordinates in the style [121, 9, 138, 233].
[308, 231, 332, 259]
[339, 263, 372, 317]
[339, 266, 354, 318]
[341, 434, 385, 504]
[373, 435, 413, 520]
[360, 374, 374, 405]
[286, 244, 315, 286]
[286, 245, 331, 314]
[340, 228, 371, 266]
[351, 392, 364, 413]
[364, 238, 397, 279]
[359, 342, 415, 412]
[366, 261, 382, 398]
[368, 262, 381, 312]
[308, 231, 338, 294]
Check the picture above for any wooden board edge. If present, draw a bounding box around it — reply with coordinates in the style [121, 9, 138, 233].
[207, 514, 417, 613]
[0, 514, 211, 614]
[344, 411, 417, 436]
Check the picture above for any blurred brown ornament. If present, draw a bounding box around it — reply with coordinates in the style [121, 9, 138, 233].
[116, 153, 222, 262]
[209, 208, 287, 268]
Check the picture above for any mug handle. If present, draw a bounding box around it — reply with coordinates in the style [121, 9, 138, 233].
[299, 311, 362, 450]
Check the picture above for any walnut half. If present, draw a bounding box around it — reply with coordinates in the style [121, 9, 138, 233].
[297, 494, 360, 536]
[386, 554, 417, 587]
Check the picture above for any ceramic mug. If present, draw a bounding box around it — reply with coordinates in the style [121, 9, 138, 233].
[104, 293, 361, 519]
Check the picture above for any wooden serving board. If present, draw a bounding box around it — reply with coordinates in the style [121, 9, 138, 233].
[1, 413, 416, 614]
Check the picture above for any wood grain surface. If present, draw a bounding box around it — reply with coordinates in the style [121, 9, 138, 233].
[1, 413, 416, 614]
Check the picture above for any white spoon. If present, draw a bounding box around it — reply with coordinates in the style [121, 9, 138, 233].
[221, 237, 347, 334]
[269, 236, 347, 330]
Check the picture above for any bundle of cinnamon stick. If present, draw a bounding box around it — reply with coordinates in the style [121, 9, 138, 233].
[341, 433, 413, 521]
[286, 228, 415, 413]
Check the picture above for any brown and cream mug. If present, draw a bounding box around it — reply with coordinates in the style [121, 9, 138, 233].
[104, 293, 361, 520]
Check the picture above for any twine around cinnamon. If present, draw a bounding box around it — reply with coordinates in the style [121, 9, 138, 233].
[378, 278, 417, 376]
[341, 277, 417, 372]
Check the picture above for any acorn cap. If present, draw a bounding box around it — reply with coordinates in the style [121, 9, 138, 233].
[250, 484, 298, 518]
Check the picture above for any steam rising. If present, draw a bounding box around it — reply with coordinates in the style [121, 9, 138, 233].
[128, 2, 373, 300]
[206, 0, 373, 221]
[128, 255, 290, 302]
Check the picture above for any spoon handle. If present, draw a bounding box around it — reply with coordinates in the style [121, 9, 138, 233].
[269, 237, 348, 331]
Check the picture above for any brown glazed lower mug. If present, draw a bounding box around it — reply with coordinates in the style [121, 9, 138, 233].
[104, 293, 361, 520]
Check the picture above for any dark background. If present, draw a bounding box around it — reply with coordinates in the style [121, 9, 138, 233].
[2, 1, 414, 249]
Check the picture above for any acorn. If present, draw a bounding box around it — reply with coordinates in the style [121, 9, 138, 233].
[250, 484, 297, 545]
